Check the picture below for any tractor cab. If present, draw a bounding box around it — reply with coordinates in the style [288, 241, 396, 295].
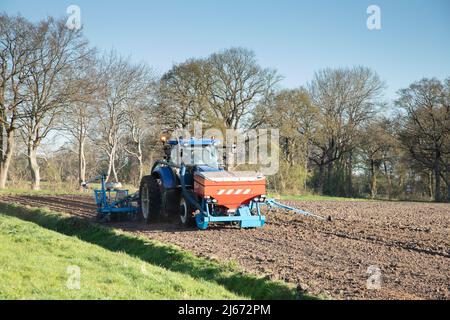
[165, 138, 221, 170]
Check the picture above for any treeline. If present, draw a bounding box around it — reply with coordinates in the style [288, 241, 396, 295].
[1, 14, 449, 201]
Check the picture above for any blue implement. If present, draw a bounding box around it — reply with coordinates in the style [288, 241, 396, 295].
[263, 199, 330, 221]
[92, 175, 139, 217]
[195, 205, 266, 230]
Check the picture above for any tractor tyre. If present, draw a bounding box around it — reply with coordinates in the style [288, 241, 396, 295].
[160, 188, 181, 221]
[139, 175, 161, 223]
[179, 197, 196, 227]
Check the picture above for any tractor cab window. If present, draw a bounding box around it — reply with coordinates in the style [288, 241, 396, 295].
[171, 145, 219, 168]
[169, 147, 180, 165]
[196, 145, 219, 168]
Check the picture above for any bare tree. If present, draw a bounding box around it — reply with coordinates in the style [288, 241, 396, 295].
[122, 66, 157, 183]
[359, 118, 397, 198]
[96, 52, 155, 183]
[397, 78, 450, 202]
[252, 88, 317, 193]
[159, 59, 209, 129]
[0, 14, 36, 188]
[206, 48, 280, 130]
[308, 66, 384, 194]
[19, 18, 90, 189]
[60, 58, 98, 186]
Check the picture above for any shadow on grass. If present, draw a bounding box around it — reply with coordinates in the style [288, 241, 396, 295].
[0, 202, 316, 300]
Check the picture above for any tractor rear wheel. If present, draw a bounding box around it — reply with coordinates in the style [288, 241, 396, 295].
[179, 197, 195, 227]
[139, 175, 161, 223]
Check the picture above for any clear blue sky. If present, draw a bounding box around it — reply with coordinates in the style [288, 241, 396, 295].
[2, 0, 449, 100]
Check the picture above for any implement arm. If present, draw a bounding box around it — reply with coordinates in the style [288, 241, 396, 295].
[264, 199, 332, 221]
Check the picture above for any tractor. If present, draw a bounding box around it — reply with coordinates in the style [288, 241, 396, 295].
[138, 137, 267, 229]
[86, 136, 330, 229]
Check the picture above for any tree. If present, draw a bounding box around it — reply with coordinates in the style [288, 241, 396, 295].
[206, 48, 280, 130]
[122, 66, 157, 183]
[0, 14, 36, 188]
[397, 78, 450, 202]
[253, 88, 317, 193]
[96, 51, 155, 183]
[19, 18, 91, 189]
[60, 58, 98, 186]
[308, 66, 384, 194]
[359, 118, 397, 198]
[159, 48, 280, 133]
[159, 59, 209, 129]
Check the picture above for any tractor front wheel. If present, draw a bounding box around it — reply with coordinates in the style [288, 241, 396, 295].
[139, 175, 161, 223]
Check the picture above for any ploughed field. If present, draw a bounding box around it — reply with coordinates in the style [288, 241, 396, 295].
[1, 194, 448, 300]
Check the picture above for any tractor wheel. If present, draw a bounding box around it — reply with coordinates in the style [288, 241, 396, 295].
[139, 175, 161, 223]
[179, 197, 196, 227]
[195, 214, 209, 230]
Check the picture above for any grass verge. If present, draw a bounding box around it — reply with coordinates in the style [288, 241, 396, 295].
[0, 213, 243, 299]
[0, 188, 86, 196]
[0, 202, 313, 300]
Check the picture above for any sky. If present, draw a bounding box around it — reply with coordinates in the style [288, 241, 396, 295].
[1, 0, 449, 101]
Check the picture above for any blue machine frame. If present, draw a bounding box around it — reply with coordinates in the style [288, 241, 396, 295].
[93, 175, 139, 216]
[177, 162, 267, 230]
[195, 198, 266, 230]
[193, 197, 329, 230]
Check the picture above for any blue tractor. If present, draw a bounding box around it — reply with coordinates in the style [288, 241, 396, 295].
[86, 137, 330, 228]
[139, 137, 270, 229]
[138, 137, 329, 230]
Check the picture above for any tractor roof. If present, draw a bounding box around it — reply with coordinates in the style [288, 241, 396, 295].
[168, 138, 220, 146]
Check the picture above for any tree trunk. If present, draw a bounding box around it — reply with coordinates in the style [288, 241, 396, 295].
[137, 141, 144, 184]
[77, 137, 86, 191]
[448, 179, 450, 202]
[434, 161, 441, 202]
[446, 165, 450, 202]
[347, 152, 353, 196]
[0, 130, 15, 189]
[428, 170, 434, 201]
[387, 174, 393, 200]
[78, 138, 86, 184]
[106, 151, 113, 183]
[315, 163, 325, 194]
[111, 153, 118, 183]
[370, 160, 377, 199]
[383, 161, 392, 200]
[399, 175, 404, 196]
[326, 161, 333, 195]
[439, 165, 450, 201]
[280, 170, 286, 193]
[137, 155, 143, 184]
[28, 145, 40, 190]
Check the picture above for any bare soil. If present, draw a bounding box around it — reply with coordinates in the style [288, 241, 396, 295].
[1, 194, 449, 300]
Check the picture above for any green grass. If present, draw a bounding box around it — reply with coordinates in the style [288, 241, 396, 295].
[268, 193, 367, 202]
[0, 202, 311, 300]
[0, 213, 244, 300]
[0, 181, 86, 196]
[0, 187, 86, 196]
[0, 183, 137, 196]
[1, 184, 362, 201]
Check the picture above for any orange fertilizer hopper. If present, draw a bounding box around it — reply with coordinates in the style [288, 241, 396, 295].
[194, 171, 266, 210]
